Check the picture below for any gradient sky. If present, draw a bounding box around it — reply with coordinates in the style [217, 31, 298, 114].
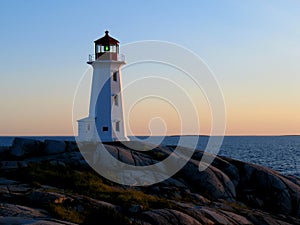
[0, 0, 299, 136]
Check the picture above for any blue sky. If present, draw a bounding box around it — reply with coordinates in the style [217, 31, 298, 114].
[0, 0, 299, 135]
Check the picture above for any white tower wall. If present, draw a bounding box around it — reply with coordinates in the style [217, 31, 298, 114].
[78, 56, 128, 142]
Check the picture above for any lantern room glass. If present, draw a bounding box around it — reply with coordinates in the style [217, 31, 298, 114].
[95, 44, 118, 53]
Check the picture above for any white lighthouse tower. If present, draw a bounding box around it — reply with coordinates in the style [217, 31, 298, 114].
[78, 31, 128, 142]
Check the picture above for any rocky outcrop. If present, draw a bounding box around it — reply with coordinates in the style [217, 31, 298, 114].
[44, 140, 66, 155]
[9, 138, 42, 158]
[180, 159, 236, 201]
[0, 146, 9, 155]
[0, 203, 77, 225]
[231, 161, 300, 217]
[0, 138, 299, 225]
[141, 209, 202, 225]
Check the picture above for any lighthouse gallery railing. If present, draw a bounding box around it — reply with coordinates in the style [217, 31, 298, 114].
[88, 54, 125, 62]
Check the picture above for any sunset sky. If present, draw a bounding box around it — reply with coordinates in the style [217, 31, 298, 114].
[0, 0, 299, 136]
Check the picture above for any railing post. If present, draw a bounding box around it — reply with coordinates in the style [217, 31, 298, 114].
[119, 54, 125, 62]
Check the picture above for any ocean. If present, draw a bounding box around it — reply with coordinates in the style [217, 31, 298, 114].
[0, 136, 299, 177]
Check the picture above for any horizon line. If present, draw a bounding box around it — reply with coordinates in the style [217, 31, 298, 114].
[0, 134, 299, 137]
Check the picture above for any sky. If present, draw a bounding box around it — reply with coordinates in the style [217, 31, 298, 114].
[0, 0, 299, 136]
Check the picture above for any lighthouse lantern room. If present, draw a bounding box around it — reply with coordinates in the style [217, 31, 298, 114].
[78, 31, 128, 142]
[93, 30, 119, 61]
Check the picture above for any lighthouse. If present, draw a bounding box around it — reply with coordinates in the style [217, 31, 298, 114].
[78, 31, 128, 142]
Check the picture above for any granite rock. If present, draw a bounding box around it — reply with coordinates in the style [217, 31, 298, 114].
[43, 140, 66, 155]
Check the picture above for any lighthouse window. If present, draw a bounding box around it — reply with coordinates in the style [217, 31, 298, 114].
[113, 72, 118, 81]
[105, 45, 110, 51]
[114, 95, 119, 106]
[115, 121, 120, 132]
[96, 45, 101, 53]
[111, 45, 116, 52]
[102, 126, 109, 132]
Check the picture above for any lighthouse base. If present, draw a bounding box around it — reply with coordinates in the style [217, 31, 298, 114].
[77, 117, 129, 142]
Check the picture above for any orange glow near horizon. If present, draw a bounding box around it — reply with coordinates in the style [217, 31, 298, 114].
[1, 90, 300, 136]
[1, 92, 300, 136]
[127, 98, 182, 136]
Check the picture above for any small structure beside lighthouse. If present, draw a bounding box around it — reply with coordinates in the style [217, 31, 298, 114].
[78, 31, 128, 142]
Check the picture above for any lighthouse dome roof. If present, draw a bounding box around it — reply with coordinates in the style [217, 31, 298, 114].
[94, 30, 119, 45]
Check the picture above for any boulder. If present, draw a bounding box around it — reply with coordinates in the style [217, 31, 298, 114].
[128, 204, 143, 213]
[10, 138, 42, 157]
[192, 151, 240, 187]
[159, 177, 188, 189]
[75, 195, 120, 210]
[131, 151, 153, 166]
[27, 190, 70, 206]
[117, 147, 135, 165]
[0, 217, 77, 225]
[43, 140, 66, 155]
[10, 145, 25, 157]
[0, 146, 9, 154]
[180, 159, 236, 200]
[219, 210, 252, 224]
[286, 175, 300, 186]
[17, 161, 28, 168]
[194, 207, 235, 224]
[66, 141, 79, 152]
[0, 185, 10, 197]
[7, 184, 32, 194]
[1, 161, 19, 170]
[245, 210, 296, 225]
[152, 146, 173, 158]
[104, 144, 119, 159]
[236, 163, 295, 215]
[49, 160, 66, 167]
[141, 209, 202, 225]
[0, 177, 18, 185]
[212, 157, 240, 186]
[0, 203, 47, 218]
[180, 209, 215, 225]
